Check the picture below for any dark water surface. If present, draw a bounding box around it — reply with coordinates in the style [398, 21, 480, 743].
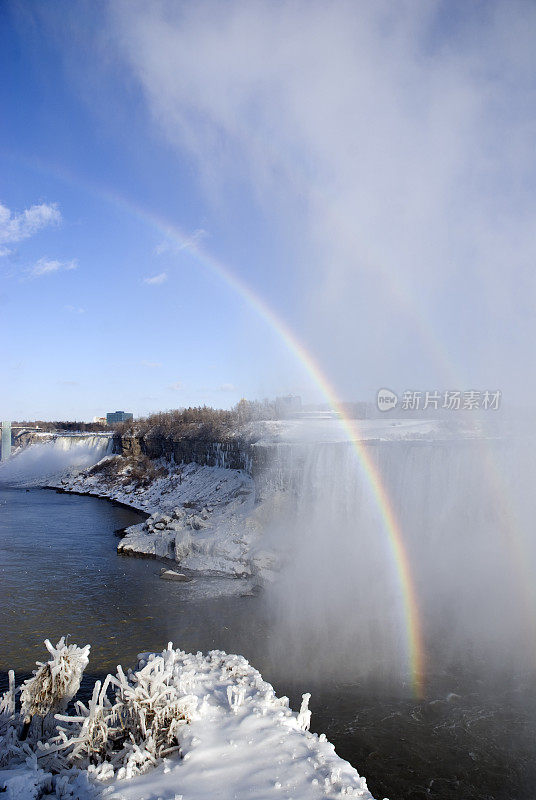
[1, 487, 535, 799]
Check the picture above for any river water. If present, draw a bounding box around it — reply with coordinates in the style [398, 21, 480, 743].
[1, 486, 535, 799]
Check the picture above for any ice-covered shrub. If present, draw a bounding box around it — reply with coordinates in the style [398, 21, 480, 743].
[20, 638, 90, 726]
[0, 671, 31, 770]
[0, 638, 198, 788]
[0, 670, 17, 733]
[43, 643, 197, 779]
[57, 655, 198, 773]
[0, 639, 90, 771]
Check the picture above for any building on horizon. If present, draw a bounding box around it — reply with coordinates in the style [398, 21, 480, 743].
[106, 411, 133, 424]
[93, 416, 107, 425]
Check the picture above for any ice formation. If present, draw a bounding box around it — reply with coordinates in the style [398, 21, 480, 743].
[0, 639, 375, 799]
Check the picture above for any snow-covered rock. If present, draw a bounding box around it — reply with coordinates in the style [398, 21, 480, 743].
[160, 569, 191, 582]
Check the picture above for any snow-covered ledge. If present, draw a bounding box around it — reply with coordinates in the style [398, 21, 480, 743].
[0, 641, 376, 800]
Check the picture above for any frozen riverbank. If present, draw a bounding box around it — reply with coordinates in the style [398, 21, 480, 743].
[0, 640, 375, 800]
[49, 456, 269, 579]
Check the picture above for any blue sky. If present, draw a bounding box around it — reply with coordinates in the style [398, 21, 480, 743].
[1, 1, 536, 420]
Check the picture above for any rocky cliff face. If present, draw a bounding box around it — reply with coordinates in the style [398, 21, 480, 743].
[117, 433, 261, 475]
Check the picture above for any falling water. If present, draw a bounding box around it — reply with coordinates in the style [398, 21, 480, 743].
[262, 433, 536, 687]
[0, 434, 114, 486]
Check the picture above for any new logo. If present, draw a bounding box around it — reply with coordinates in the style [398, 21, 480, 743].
[377, 388, 398, 412]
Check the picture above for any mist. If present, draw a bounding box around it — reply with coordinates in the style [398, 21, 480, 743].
[105, 0, 536, 400]
[0, 435, 112, 485]
[258, 426, 536, 690]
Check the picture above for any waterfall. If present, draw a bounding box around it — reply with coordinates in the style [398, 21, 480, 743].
[261, 435, 536, 686]
[0, 434, 114, 486]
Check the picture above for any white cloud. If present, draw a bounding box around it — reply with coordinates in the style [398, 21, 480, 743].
[168, 381, 182, 391]
[219, 383, 236, 392]
[31, 258, 77, 277]
[141, 360, 162, 368]
[155, 228, 208, 255]
[110, 1, 536, 395]
[0, 201, 61, 250]
[65, 304, 85, 314]
[143, 271, 168, 284]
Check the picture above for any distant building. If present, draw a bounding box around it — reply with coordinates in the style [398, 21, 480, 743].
[93, 416, 107, 425]
[106, 411, 133, 424]
[275, 395, 302, 418]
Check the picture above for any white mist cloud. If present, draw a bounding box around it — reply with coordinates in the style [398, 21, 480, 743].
[141, 360, 163, 368]
[0, 201, 61, 250]
[168, 381, 182, 391]
[65, 304, 85, 314]
[219, 383, 236, 392]
[31, 258, 77, 277]
[110, 0, 536, 396]
[143, 271, 168, 284]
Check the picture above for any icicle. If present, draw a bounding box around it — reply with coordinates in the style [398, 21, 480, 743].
[227, 685, 246, 714]
[297, 692, 311, 731]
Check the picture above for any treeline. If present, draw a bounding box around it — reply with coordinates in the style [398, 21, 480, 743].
[12, 420, 108, 432]
[114, 399, 279, 439]
[11, 400, 278, 438]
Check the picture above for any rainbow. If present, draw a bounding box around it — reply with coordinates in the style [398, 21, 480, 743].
[154, 221, 426, 695]
[3, 151, 426, 696]
[109, 200, 427, 697]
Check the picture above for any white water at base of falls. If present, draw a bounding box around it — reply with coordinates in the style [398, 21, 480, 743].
[0, 434, 113, 485]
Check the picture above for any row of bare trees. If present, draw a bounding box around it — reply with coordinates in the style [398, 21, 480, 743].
[113, 399, 279, 439]
[12, 420, 108, 432]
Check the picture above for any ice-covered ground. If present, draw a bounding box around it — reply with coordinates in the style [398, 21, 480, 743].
[0, 642, 375, 800]
[53, 459, 265, 578]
